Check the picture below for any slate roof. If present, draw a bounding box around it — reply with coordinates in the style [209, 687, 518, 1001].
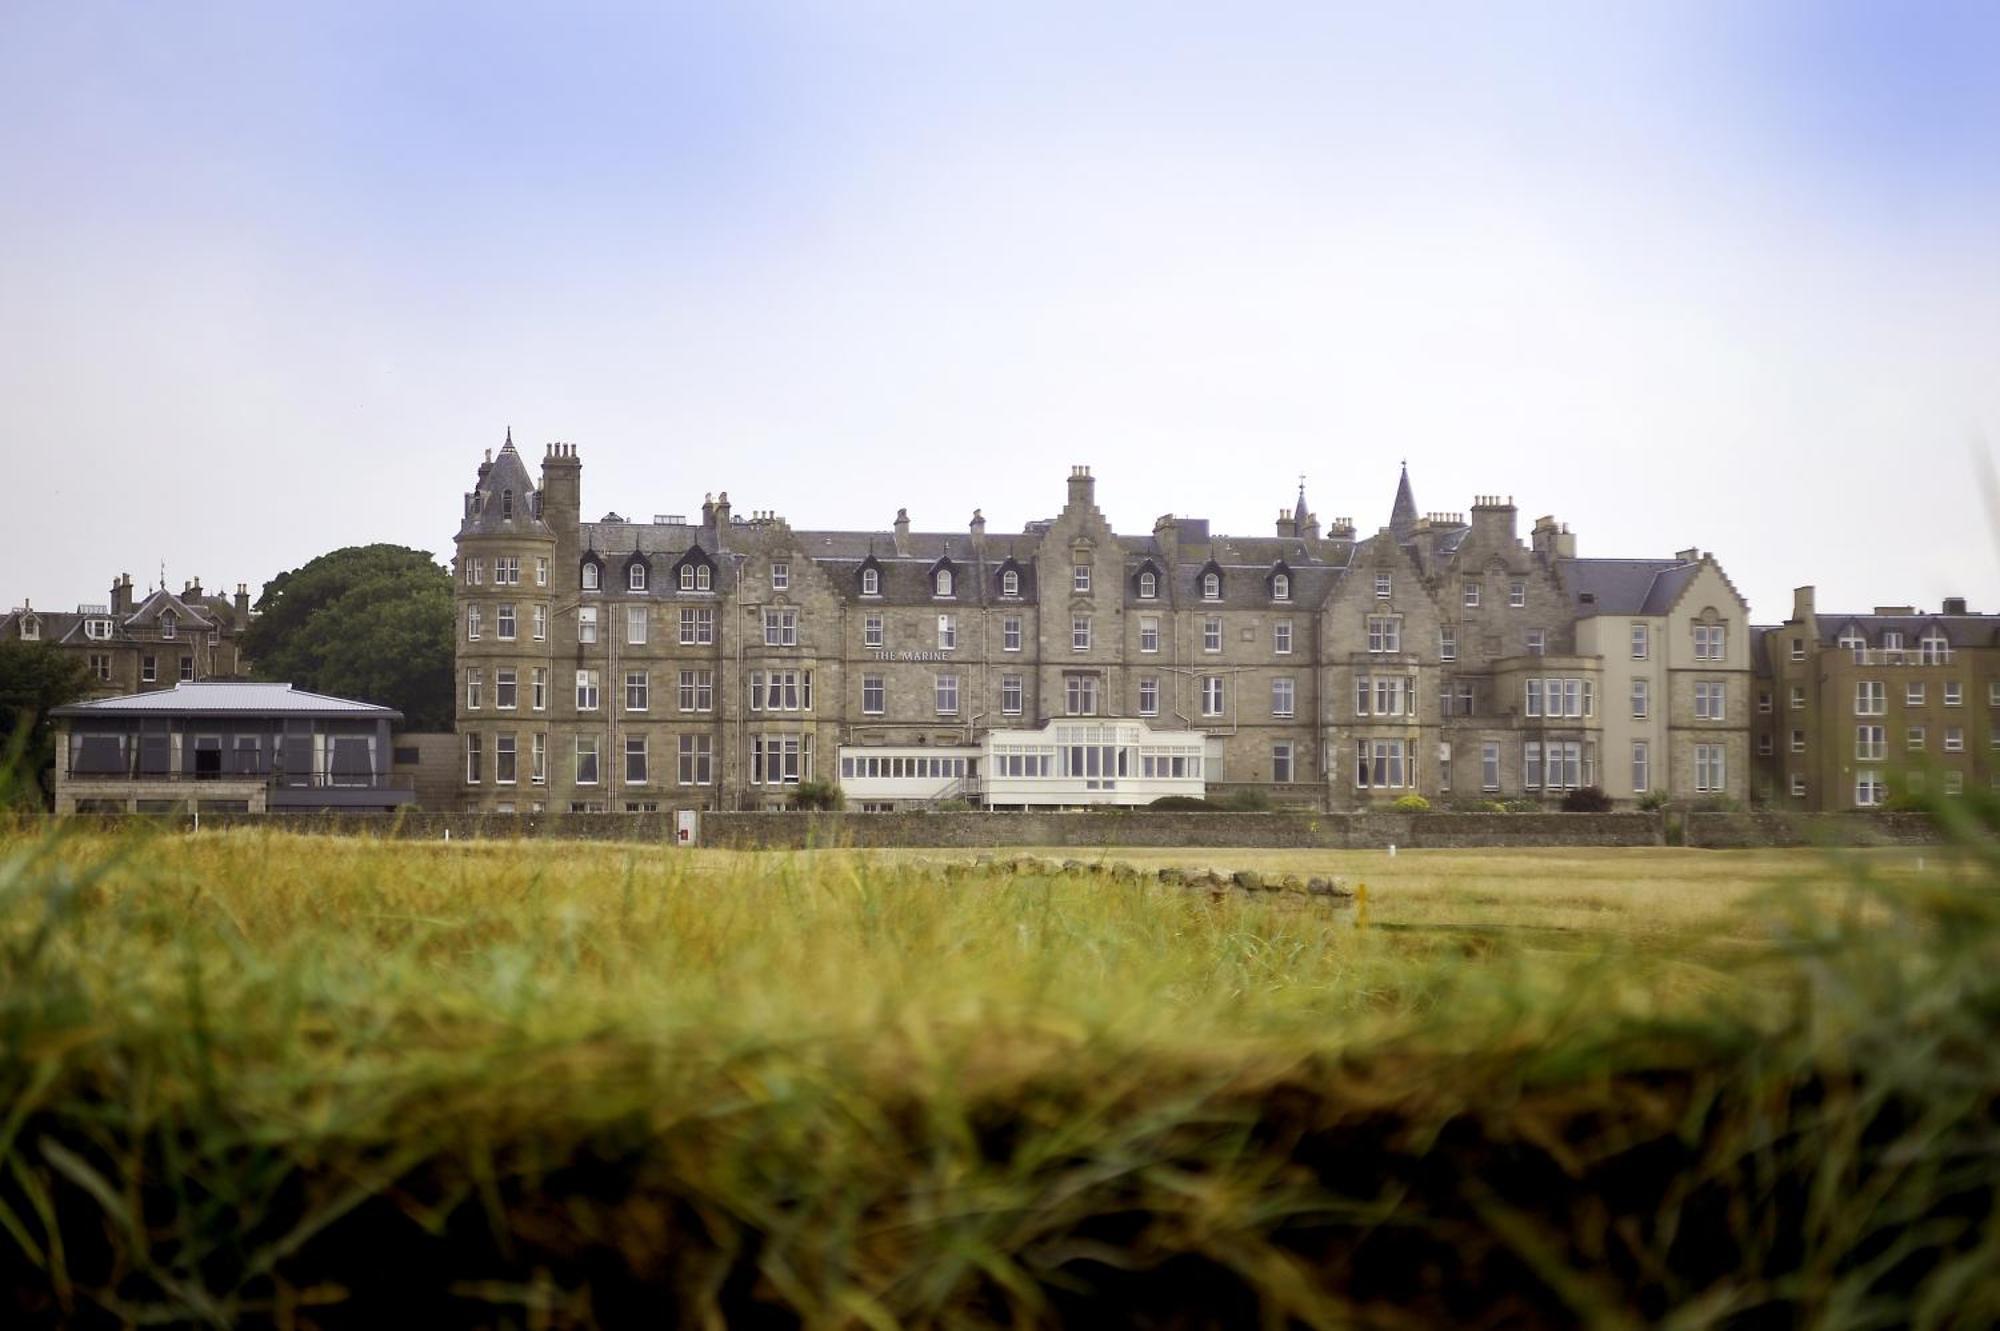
[1815, 614, 2000, 650]
[123, 587, 215, 630]
[1557, 558, 1702, 616]
[51, 682, 401, 719]
[459, 436, 551, 538]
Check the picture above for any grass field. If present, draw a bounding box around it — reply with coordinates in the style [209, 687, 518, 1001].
[1, 825, 1995, 1327]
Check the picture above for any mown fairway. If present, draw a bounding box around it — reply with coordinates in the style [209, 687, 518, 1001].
[1, 826, 1994, 1327]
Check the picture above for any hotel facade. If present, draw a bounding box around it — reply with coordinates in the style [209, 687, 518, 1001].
[450, 436, 1752, 813]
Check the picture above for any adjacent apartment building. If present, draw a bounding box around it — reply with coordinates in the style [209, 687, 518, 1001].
[1751, 587, 2000, 809]
[452, 435, 1752, 813]
[2, 575, 253, 696]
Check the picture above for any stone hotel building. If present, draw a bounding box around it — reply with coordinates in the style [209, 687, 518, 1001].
[451, 435, 1752, 813]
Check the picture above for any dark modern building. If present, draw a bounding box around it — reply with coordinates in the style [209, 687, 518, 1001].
[51, 682, 414, 814]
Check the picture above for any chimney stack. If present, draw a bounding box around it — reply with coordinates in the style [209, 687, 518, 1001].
[1943, 596, 1968, 615]
[893, 507, 911, 557]
[1066, 464, 1095, 509]
[234, 583, 251, 621]
[1792, 586, 1816, 623]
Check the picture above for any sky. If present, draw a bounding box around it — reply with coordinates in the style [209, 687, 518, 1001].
[3, 1, 1997, 624]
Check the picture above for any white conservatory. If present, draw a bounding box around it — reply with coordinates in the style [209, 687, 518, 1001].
[836, 719, 1207, 810]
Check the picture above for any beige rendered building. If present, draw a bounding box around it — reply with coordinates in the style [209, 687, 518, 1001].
[451, 435, 1753, 813]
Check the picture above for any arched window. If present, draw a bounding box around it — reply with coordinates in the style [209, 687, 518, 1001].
[679, 564, 695, 591]
[862, 568, 880, 596]
[1002, 569, 1019, 597]
[936, 569, 953, 597]
[695, 565, 711, 591]
[501, 489, 513, 519]
[161, 612, 177, 640]
[582, 562, 600, 591]
[1273, 573, 1289, 601]
[1139, 570, 1156, 599]
[1202, 573, 1220, 600]
[629, 563, 647, 591]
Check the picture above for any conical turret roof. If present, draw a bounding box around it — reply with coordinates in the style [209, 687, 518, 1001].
[1389, 464, 1418, 543]
[459, 432, 551, 538]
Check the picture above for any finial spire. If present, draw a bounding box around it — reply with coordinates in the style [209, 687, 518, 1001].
[1389, 463, 1418, 542]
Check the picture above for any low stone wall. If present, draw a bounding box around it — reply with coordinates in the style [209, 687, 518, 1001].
[67, 810, 1946, 850]
[46, 808, 1667, 848]
[1683, 811, 1943, 849]
[698, 811, 1665, 850]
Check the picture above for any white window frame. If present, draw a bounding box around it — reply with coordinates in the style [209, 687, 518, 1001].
[1138, 676, 1159, 717]
[1001, 674, 1023, 715]
[1201, 676, 1224, 717]
[865, 614, 885, 649]
[937, 614, 957, 650]
[1271, 677, 1295, 719]
[1072, 616, 1092, 652]
[862, 567, 880, 597]
[628, 563, 646, 592]
[1274, 620, 1293, 655]
[1203, 618, 1221, 653]
[1139, 616, 1159, 654]
[862, 674, 885, 715]
[771, 562, 789, 591]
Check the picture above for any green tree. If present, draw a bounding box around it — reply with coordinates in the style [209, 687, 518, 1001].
[0, 641, 94, 808]
[244, 545, 454, 730]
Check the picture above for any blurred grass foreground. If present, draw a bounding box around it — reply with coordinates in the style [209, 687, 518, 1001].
[1, 810, 1997, 1326]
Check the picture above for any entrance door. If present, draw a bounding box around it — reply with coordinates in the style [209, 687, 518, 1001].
[194, 736, 222, 779]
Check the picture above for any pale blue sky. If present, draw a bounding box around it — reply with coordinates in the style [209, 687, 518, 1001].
[3, 2, 1996, 622]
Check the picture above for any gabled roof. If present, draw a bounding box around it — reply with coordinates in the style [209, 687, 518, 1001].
[1557, 558, 1702, 616]
[51, 682, 402, 719]
[123, 587, 215, 630]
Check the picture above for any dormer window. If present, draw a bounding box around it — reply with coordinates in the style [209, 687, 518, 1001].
[1202, 573, 1220, 601]
[501, 489, 513, 519]
[160, 612, 177, 640]
[935, 569, 954, 598]
[581, 561, 600, 591]
[862, 568, 881, 596]
[1002, 569, 1019, 598]
[680, 564, 695, 591]
[85, 618, 112, 640]
[20, 616, 39, 641]
[696, 565, 711, 591]
[1274, 573, 1291, 601]
[1882, 630, 1904, 651]
[1920, 630, 1950, 664]
[1139, 570, 1157, 599]
[628, 563, 647, 592]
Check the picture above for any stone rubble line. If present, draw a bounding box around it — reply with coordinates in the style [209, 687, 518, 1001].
[901, 854, 1355, 900]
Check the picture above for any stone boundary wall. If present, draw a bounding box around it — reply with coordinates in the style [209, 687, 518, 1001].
[38, 810, 1949, 849]
[44, 809, 1662, 848]
[700, 811, 1667, 850]
[1682, 811, 1943, 849]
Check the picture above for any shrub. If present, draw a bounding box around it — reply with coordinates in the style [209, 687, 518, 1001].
[1213, 788, 1272, 812]
[791, 780, 845, 811]
[1391, 794, 1431, 813]
[1689, 795, 1743, 814]
[1560, 786, 1614, 813]
[1147, 795, 1216, 812]
[1636, 790, 1670, 812]
[1501, 798, 1543, 813]
[932, 798, 972, 813]
[1475, 799, 1508, 813]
